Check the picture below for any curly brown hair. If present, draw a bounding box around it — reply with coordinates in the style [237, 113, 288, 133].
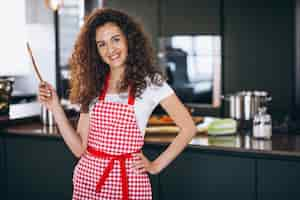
[69, 8, 165, 112]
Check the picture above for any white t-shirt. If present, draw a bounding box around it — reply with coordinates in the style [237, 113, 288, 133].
[88, 81, 174, 137]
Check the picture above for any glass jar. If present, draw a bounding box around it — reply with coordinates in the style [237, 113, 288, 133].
[253, 107, 272, 139]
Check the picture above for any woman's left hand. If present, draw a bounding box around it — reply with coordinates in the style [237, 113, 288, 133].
[131, 153, 160, 175]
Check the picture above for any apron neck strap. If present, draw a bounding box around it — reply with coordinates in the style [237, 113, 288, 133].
[127, 87, 135, 105]
[98, 72, 135, 105]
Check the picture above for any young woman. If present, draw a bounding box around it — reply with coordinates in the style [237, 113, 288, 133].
[38, 8, 197, 200]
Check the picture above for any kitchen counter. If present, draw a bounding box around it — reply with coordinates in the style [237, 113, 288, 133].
[2, 119, 300, 200]
[2, 119, 300, 160]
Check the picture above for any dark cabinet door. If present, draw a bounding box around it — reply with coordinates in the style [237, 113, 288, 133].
[159, 150, 255, 200]
[257, 159, 300, 200]
[104, 0, 159, 50]
[223, 0, 294, 118]
[143, 145, 163, 200]
[160, 0, 221, 36]
[0, 136, 7, 199]
[5, 135, 77, 200]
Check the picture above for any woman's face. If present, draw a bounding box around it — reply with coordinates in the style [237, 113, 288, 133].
[95, 22, 128, 71]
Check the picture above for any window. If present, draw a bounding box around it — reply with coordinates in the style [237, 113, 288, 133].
[159, 35, 221, 106]
[171, 35, 221, 83]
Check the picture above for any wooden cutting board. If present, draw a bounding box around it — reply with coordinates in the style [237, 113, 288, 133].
[145, 125, 208, 134]
[147, 115, 204, 126]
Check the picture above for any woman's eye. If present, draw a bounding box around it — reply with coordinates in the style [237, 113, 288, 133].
[98, 43, 105, 48]
[112, 37, 120, 43]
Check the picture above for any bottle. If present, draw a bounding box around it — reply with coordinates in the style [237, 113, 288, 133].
[253, 107, 272, 139]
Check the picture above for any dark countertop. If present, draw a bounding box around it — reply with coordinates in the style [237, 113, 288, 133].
[1, 119, 300, 160]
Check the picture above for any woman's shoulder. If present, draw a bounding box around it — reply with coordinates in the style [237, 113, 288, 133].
[143, 76, 159, 90]
[144, 74, 165, 87]
[141, 76, 174, 102]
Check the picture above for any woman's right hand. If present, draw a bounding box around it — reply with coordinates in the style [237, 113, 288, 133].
[38, 82, 60, 112]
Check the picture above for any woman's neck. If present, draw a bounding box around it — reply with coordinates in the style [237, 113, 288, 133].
[109, 67, 124, 83]
[107, 67, 125, 93]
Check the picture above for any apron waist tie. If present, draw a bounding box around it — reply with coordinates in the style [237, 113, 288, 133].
[87, 146, 140, 200]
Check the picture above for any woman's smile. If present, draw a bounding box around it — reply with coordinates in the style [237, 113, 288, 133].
[109, 52, 121, 61]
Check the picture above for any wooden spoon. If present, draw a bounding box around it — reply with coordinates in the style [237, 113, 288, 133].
[26, 42, 44, 83]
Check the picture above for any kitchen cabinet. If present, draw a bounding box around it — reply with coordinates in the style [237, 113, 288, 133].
[104, 0, 159, 50]
[160, 0, 220, 36]
[1, 134, 161, 200]
[257, 159, 300, 200]
[3, 127, 300, 200]
[0, 136, 6, 199]
[143, 145, 161, 200]
[223, 0, 294, 119]
[158, 149, 255, 200]
[4, 135, 77, 200]
[104, 0, 221, 46]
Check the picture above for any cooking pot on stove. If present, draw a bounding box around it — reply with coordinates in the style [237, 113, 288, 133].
[221, 91, 272, 120]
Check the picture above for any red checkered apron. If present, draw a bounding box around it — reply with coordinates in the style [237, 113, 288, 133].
[72, 74, 152, 200]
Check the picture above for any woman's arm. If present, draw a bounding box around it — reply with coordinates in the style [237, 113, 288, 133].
[132, 93, 197, 174]
[38, 82, 89, 158]
[52, 107, 89, 158]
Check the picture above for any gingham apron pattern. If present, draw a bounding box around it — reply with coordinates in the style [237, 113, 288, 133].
[72, 74, 152, 200]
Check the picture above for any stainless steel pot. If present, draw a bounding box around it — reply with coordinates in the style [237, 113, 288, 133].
[0, 78, 13, 96]
[0, 78, 14, 116]
[222, 91, 272, 120]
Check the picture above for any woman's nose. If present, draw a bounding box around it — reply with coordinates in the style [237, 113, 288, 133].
[107, 43, 116, 54]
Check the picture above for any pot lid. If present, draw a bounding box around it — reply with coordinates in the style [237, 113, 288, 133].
[236, 90, 269, 97]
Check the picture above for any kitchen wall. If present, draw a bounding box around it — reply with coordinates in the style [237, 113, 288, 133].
[104, 0, 294, 121]
[13, 0, 55, 95]
[11, 0, 295, 122]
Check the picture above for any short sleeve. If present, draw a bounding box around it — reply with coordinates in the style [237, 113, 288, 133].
[142, 81, 174, 104]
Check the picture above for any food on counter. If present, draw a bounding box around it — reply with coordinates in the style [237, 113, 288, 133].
[160, 115, 173, 123]
[207, 118, 237, 136]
